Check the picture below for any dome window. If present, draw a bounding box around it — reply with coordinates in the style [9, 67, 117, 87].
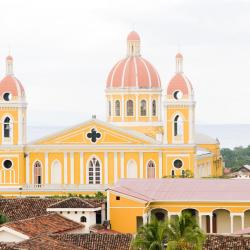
[126, 100, 134, 116]
[140, 100, 147, 116]
[173, 159, 183, 169]
[3, 159, 13, 169]
[3, 93, 12, 101]
[173, 90, 183, 100]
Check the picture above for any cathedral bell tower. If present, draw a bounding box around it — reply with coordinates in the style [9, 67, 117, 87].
[164, 53, 195, 144]
[0, 55, 27, 145]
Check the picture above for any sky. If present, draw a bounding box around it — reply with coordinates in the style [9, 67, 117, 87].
[0, 0, 250, 127]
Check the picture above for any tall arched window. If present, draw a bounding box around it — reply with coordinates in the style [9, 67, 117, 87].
[51, 160, 62, 185]
[88, 157, 101, 184]
[126, 159, 137, 178]
[3, 117, 11, 138]
[115, 100, 120, 116]
[152, 100, 156, 116]
[108, 101, 111, 116]
[127, 100, 134, 116]
[34, 161, 42, 185]
[140, 100, 147, 116]
[147, 160, 155, 179]
[174, 115, 183, 136]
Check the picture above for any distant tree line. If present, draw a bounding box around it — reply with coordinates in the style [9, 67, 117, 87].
[221, 145, 250, 170]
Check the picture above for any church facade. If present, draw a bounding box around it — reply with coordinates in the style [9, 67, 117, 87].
[0, 31, 223, 195]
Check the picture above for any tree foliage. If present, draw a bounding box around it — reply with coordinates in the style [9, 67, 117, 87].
[132, 212, 205, 250]
[221, 145, 250, 170]
[0, 214, 8, 224]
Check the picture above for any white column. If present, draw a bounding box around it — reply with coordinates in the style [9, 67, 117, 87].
[64, 152, 68, 184]
[143, 213, 148, 225]
[210, 213, 213, 233]
[241, 214, 245, 230]
[230, 214, 234, 234]
[104, 152, 108, 184]
[199, 214, 202, 229]
[110, 96, 113, 121]
[45, 152, 48, 185]
[18, 108, 22, 144]
[26, 153, 30, 184]
[139, 152, 143, 178]
[136, 95, 139, 121]
[121, 95, 124, 121]
[80, 152, 84, 185]
[114, 152, 118, 183]
[158, 152, 162, 178]
[70, 152, 74, 184]
[120, 152, 124, 178]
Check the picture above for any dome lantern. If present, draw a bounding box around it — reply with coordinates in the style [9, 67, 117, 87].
[127, 31, 141, 57]
[176, 53, 183, 73]
[6, 55, 14, 76]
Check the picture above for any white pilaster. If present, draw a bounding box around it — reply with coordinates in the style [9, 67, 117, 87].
[158, 95, 161, 121]
[120, 152, 124, 178]
[139, 152, 143, 178]
[104, 152, 108, 184]
[45, 152, 48, 184]
[25, 153, 30, 184]
[241, 214, 245, 230]
[18, 108, 22, 144]
[70, 152, 74, 184]
[80, 152, 84, 184]
[64, 152, 67, 184]
[121, 95, 124, 121]
[110, 96, 113, 120]
[158, 152, 162, 178]
[149, 96, 152, 121]
[136, 95, 139, 121]
[209, 214, 213, 233]
[114, 152, 118, 183]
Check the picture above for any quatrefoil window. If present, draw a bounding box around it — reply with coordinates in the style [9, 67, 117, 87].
[87, 128, 101, 143]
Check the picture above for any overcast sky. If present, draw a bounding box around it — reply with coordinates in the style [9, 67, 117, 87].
[0, 0, 249, 126]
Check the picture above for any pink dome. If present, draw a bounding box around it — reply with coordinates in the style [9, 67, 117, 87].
[0, 75, 25, 100]
[106, 56, 161, 89]
[167, 73, 193, 96]
[127, 31, 140, 41]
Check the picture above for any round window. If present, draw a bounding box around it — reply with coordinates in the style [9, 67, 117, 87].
[173, 91, 183, 100]
[3, 93, 12, 101]
[173, 159, 183, 169]
[3, 160, 13, 169]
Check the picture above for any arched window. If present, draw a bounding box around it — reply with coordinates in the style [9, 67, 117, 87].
[126, 100, 134, 116]
[152, 100, 156, 116]
[51, 160, 62, 184]
[34, 161, 42, 185]
[88, 157, 101, 184]
[174, 115, 183, 136]
[115, 100, 120, 116]
[126, 159, 137, 178]
[140, 100, 147, 116]
[108, 101, 111, 116]
[171, 170, 175, 178]
[80, 216, 87, 223]
[3, 117, 11, 138]
[147, 160, 155, 179]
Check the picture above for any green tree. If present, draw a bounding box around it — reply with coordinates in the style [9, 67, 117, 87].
[0, 214, 8, 224]
[132, 213, 205, 250]
[166, 212, 205, 250]
[132, 216, 168, 250]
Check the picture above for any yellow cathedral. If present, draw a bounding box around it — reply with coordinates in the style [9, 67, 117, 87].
[0, 31, 223, 196]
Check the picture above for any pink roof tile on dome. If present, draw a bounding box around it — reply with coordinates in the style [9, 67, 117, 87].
[166, 73, 193, 96]
[106, 57, 161, 89]
[127, 31, 140, 41]
[109, 178, 250, 202]
[0, 75, 25, 98]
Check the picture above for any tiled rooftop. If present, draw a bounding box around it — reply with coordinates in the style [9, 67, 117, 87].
[13, 235, 85, 250]
[0, 198, 60, 221]
[48, 197, 103, 209]
[54, 233, 133, 250]
[5, 213, 83, 237]
[109, 178, 250, 202]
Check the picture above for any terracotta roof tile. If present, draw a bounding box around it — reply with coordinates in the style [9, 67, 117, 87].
[13, 235, 84, 250]
[48, 197, 103, 209]
[5, 213, 83, 237]
[54, 233, 133, 250]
